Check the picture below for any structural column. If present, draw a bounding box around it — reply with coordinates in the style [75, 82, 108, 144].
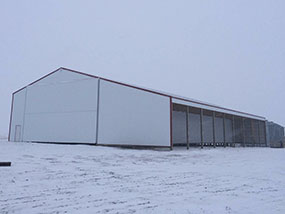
[242, 118, 246, 147]
[264, 121, 268, 147]
[258, 120, 261, 147]
[250, 119, 254, 147]
[95, 78, 101, 144]
[200, 109, 204, 149]
[232, 115, 235, 147]
[186, 106, 189, 150]
[21, 87, 29, 142]
[212, 112, 216, 148]
[223, 113, 226, 147]
[170, 97, 173, 150]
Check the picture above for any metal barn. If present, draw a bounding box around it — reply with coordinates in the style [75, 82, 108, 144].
[9, 67, 268, 149]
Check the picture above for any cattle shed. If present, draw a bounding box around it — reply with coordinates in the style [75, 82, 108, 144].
[9, 67, 268, 149]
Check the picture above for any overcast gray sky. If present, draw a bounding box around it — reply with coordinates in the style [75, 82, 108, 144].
[1, 0, 284, 136]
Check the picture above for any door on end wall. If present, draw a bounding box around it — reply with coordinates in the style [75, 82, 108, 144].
[14, 125, 21, 142]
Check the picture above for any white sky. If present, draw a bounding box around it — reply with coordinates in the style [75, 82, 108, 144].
[0, 0, 284, 136]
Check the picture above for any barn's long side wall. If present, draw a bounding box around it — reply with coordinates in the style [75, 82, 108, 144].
[97, 79, 171, 147]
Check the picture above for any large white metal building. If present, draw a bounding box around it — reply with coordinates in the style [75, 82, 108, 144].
[9, 67, 268, 149]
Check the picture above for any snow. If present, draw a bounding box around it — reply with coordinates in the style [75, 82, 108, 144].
[1, 141, 285, 214]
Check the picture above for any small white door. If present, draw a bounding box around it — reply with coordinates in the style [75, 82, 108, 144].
[14, 125, 21, 142]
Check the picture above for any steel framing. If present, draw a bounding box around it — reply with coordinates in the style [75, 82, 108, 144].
[172, 103, 267, 149]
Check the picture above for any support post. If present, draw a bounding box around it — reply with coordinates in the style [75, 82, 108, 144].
[95, 78, 101, 144]
[264, 121, 268, 147]
[186, 106, 189, 150]
[232, 115, 235, 147]
[242, 118, 246, 147]
[223, 113, 226, 147]
[258, 120, 261, 147]
[200, 109, 204, 149]
[212, 112, 216, 148]
[250, 119, 254, 147]
[170, 97, 173, 150]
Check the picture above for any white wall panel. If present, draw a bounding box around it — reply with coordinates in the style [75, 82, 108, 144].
[23, 75, 98, 143]
[23, 112, 96, 143]
[10, 88, 27, 141]
[25, 79, 98, 114]
[98, 80, 170, 147]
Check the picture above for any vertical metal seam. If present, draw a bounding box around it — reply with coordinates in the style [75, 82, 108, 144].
[95, 78, 101, 144]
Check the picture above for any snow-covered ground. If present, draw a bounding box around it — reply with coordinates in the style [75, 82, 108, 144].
[0, 141, 285, 214]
